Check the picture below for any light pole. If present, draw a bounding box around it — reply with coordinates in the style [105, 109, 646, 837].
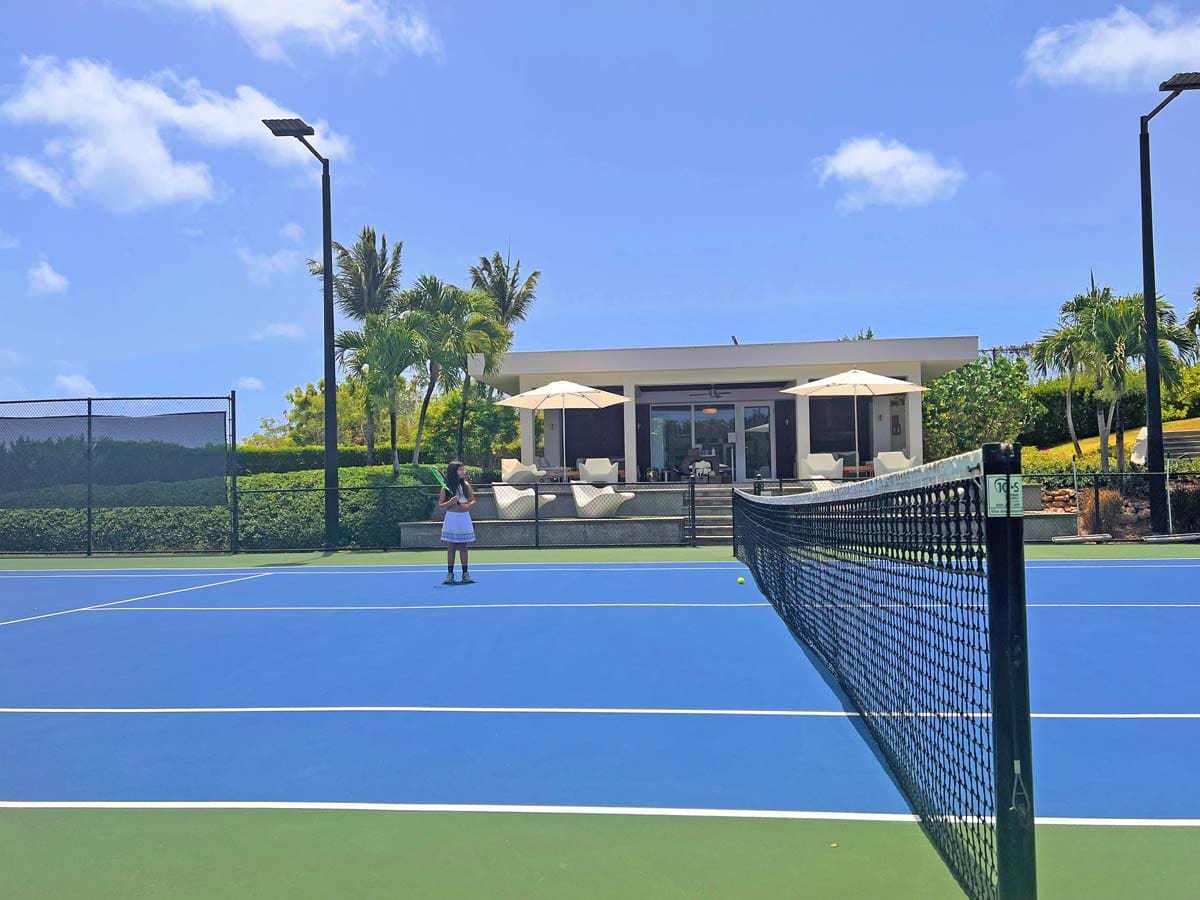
[1139, 73, 1200, 534]
[263, 117, 339, 549]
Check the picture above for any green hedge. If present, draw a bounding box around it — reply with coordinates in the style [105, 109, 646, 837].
[0, 463, 493, 554]
[1019, 376, 1148, 449]
[0, 477, 228, 510]
[0, 437, 227, 493]
[236, 446, 500, 482]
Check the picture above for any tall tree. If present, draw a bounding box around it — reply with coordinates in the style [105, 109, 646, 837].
[401, 275, 458, 466]
[309, 226, 404, 462]
[1032, 279, 1102, 458]
[470, 251, 541, 326]
[443, 287, 509, 460]
[336, 314, 421, 475]
[308, 226, 404, 319]
[1186, 283, 1200, 334]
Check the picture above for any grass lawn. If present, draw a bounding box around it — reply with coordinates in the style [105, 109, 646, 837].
[1026, 416, 1200, 469]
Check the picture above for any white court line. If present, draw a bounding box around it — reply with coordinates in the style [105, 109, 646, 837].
[86, 601, 1200, 611]
[0, 705, 1195, 719]
[0, 563, 745, 577]
[96, 602, 771, 611]
[0, 800, 1193, 826]
[0, 574, 270, 628]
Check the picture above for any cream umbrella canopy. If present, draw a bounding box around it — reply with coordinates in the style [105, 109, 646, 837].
[497, 381, 632, 481]
[782, 369, 926, 467]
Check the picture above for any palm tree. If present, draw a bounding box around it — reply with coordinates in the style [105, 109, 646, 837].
[335, 314, 421, 475]
[470, 251, 539, 400]
[309, 226, 404, 319]
[1032, 326, 1085, 459]
[470, 251, 540, 326]
[1185, 283, 1200, 334]
[311, 226, 404, 463]
[401, 276, 459, 466]
[442, 288, 509, 460]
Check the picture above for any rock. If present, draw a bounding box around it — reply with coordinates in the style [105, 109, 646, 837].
[1118, 512, 1138, 525]
[1137, 508, 1152, 520]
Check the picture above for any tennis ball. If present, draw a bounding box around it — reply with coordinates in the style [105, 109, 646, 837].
[737, 577, 745, 584]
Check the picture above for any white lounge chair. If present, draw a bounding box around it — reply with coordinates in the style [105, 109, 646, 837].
[501, 458, 546, 484]
[578, 458, 618, 484]
[873, 451, 915, 476]
[493, 484, 555, 520]
[688, 459, 714, 482]
[571, 483, 636, 518]
[798, 453, 843, 480]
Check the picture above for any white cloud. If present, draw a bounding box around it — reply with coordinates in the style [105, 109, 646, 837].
[256, 321, 305, 339]
[238, 247, 302, 286]
[154, 0, 440, 61]
[6, 157, 73, 206]
[0, 349, 23, 366]
[183, 226, 205, 238]
[280, 221, 303, 241]
[0, 56, 351, 213]
[237, 376, 266, 390]
[0, 230, 17, 250]
[28, 259, 69, 295]
[54, 373, 98, 395]
[1024, 6, 1200, 89]
[816, 137, 966, 213]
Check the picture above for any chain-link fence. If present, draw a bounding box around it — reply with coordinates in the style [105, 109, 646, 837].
[0, 395, 235, 554]
[1024, 468, 1200, 540]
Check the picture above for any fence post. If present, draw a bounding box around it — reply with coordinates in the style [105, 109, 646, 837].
[86, 398, 93, 557]
[1092, 473, 1102, 536]
[230, 390, 239, 553]
[1166, 458, 1173, 535]
[982, 443, 1038, 899]
[688, 474, 697, 547]
[534, 481, 541, 549]
[754, 474, 764, 496]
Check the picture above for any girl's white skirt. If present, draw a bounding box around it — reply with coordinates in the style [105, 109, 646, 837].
[440, 510, 476, 544]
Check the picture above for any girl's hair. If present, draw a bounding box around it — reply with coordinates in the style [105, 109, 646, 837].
[445, 461, 467, 494]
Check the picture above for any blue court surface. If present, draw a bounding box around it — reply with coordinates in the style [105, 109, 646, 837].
[0, 558, 1197, 825]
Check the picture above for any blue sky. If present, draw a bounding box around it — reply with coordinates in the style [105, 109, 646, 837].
[2, 2, 1199, 430]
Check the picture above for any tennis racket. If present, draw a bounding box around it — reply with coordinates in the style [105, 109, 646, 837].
[430, 466, 449, 490]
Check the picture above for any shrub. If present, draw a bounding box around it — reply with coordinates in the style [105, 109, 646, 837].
[1169, 482, 1200, 533]
[1078, 488, 1123, 536]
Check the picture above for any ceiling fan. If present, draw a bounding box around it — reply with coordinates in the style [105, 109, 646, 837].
[688, 384, 732, 400]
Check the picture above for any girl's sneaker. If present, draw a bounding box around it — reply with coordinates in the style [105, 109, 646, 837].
[443, 573, 456, 585]
[460, 572, 475, 584]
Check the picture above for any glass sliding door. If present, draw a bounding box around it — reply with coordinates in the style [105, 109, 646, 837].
[743, 405, 772, 479]
[694, 405, 735, 481]
[649, 406, 692, 477]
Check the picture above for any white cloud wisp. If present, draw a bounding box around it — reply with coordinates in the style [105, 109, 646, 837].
[816, 137, 965, 213]
[0, 56, 350, 213]
[28, 259, 69, 295]
[1024, 6, 1200, 90]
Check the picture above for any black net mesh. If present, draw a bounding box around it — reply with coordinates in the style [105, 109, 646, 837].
[0, 397, 231, 553]
[733, 449, 1001, 900]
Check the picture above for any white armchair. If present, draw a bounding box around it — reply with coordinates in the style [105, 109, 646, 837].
[873, 451, 915, 476]
[578, 458, 618, 484]
[501, 458, 546, 484]
[798, 453, 844, 480]
[571, 483, 636, 518]
[493, 484, 555, 520]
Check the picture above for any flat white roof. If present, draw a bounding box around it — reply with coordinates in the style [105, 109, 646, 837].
[473, 335, 978, 394]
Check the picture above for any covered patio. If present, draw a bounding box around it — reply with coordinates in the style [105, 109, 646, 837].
[471, 336, 978, 483]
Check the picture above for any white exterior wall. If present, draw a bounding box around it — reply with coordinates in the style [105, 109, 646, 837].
[622, 382, 638, 483]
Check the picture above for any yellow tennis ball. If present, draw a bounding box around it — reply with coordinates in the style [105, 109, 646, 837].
[737, 577, 745, 584]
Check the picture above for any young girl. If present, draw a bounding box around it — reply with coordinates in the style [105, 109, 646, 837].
[438, 461, 476, 584]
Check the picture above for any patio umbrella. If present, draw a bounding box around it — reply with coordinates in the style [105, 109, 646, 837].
[781, 369, 926, 467]
[497, 380, 632, 481]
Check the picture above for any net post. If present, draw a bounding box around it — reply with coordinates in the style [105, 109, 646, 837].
[982, 442, 1038, 900]
[230, 390, 239, 553]
[86, 397, 94, 557]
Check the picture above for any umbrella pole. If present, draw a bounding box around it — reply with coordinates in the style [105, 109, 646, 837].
[561, 395, 568, 483]
[853, 391, 860, 473]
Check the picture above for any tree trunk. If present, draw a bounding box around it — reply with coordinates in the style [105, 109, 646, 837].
[1096, 402, 1111, 474]
[455, 374, 471, 461]
[387, 383, 400, 476]
[364, 393, 376, 466]
[1108, 400, 1118, 475]
[411, 363, 440, 467]
[1065, 371, 1082, 458]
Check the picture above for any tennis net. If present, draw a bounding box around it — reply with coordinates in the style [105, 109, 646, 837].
[733, 443, 1036, 900]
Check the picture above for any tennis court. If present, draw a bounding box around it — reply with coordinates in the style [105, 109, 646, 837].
[0, 552, 1196, 898]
